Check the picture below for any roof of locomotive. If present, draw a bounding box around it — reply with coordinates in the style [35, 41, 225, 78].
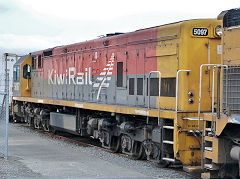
[31, 18, 216, 55]
[14, 55, 28, 66]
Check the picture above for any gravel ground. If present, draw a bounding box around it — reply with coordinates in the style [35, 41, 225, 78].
[0, 156, 41, 178]
[0, 123, 192, 179]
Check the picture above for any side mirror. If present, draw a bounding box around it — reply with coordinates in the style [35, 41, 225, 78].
[23, 64, 31, 79]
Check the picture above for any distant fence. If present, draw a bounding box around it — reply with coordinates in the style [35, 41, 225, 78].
[0, 54, 10, 159]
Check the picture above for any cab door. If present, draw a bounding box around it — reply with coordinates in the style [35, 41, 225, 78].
[136, 49, 145, 107]
[115, 51, 127, 105]
[37, 55, 43, 98]
[127, 50, 137, 106]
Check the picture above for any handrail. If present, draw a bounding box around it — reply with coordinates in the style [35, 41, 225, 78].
[199, 64, 228, 169]
[211, 66, 217, 133]
[211, 65, 228, 133]
[175, 70, 190, 128]
[147, 71, 161, 126]
[198, 64, 228, 131]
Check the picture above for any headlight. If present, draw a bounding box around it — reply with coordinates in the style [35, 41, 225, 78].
[215, 25, 222, 36]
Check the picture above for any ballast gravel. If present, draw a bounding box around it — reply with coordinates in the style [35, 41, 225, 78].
[0, 123, 192, 178]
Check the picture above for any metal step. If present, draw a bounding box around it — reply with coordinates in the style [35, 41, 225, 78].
[205, 147, 213, 152]
[205, 136, 213, 142]
[183, 117, 203, 120]
[204, 163, 219, 170]
[204, 164, 213, 170]
[163, 140, 174, 145]
[205, 128, 211, 132]
[162, 157, 175, 162]
[163, 126, 174, 130]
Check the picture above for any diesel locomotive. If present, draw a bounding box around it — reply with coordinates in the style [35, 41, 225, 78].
[12, 13, 232, 176]
[199, 8, 240, 178]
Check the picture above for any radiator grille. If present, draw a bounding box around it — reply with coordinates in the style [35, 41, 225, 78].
[223, 8, 240, 28]
[223, 66, 240, 113]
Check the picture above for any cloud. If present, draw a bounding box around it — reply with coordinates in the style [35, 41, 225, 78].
[0, 0, 239, 57]
[15, 0, 232, 21]
[0, 5, 9, 13]
[0, 34, 66, 54]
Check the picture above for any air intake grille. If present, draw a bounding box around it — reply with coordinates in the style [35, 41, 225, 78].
[223, 8, 240, 28]
[223, 66, 240, 114]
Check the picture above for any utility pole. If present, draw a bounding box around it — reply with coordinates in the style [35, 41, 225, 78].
[3, 53, 21, 160]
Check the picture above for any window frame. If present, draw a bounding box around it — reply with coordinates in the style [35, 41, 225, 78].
[31, 56, 36, 70]
[117, 62, 123, 87]
[137, 78, 143, 95]
[13, 66, 20, 82]
[38, 55, 42, 69]
[129, 78, 135, 95]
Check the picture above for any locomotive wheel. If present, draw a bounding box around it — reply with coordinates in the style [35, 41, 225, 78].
[26, 117, 31, 126]
[26, 116, 33, 127]
[110, 136, 120, 153]
[42, 119, 50, 132]
[121, 134, 132, 152]
[132, 142, 144, 160]
[34, 117, 41, 129]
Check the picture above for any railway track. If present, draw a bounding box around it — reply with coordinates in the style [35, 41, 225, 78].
[13, 123, 199, 179]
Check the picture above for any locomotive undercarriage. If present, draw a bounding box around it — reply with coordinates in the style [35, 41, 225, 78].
[13, 100, 175, 166]
[13, 101, 51, 132]
[87, 115, 175, 165]
[203, 120, 240, 178]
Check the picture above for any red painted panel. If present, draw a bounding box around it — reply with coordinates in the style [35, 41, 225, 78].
[38, 26, 158, 80]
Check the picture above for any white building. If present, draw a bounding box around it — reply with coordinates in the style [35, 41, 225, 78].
[0, 54, 19, 105]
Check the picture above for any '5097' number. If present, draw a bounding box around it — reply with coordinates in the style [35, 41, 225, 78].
[193, 28, 208, 36]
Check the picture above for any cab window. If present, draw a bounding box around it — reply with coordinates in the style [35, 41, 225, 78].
[38, 55, 42, 68]
[32, 56, 36, 70]
[13, 66, 20, 82]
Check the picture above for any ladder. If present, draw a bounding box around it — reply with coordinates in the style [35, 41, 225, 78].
[162, 70, 190, 162]
[197, 64, 228, 169]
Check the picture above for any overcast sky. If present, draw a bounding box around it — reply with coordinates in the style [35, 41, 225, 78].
[0, 0, 239, 56]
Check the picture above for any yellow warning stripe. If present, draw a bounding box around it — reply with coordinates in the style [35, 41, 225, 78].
[13, 96, 176, 118]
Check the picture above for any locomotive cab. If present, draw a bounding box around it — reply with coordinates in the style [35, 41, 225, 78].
[12, 55, 31, 97]
[12, 55, 31, 122]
